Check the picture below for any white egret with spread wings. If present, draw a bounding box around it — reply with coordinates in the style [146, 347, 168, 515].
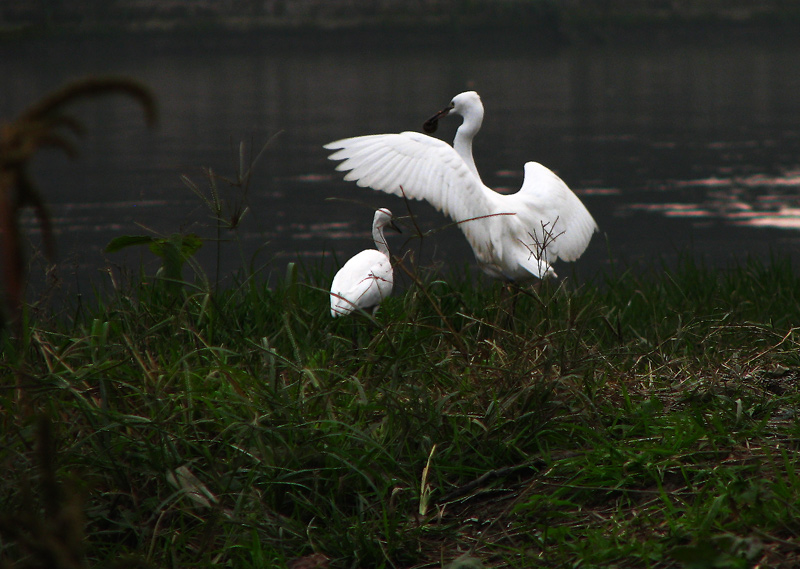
[325, 91, 597, 281]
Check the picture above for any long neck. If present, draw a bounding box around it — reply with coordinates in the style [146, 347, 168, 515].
[453, 113, 483, 181]
[373, 223, 390, 257]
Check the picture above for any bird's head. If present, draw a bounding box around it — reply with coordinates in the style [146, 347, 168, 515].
[375, 208, 402, 234]
[423, 91, 482, 134]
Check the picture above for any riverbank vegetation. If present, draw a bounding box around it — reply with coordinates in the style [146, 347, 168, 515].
[2, 249, 800, 568]
[2, 75, 800, 569]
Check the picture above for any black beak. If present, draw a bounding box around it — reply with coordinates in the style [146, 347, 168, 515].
[422, 106, 451, 134]
[389, 219, 402, 234]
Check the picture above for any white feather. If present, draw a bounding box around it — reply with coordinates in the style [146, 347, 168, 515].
[330, 208, 396, 317]
[325, 91, 598, 281]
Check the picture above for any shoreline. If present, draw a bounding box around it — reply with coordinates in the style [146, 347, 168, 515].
[2, 2, 800, 44]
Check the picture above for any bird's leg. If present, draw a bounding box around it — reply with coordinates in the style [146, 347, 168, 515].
[503, 282, 527, 334]
[509, 283, 520, 329]
[494, 282, 517, 334]
[363, 306, 385, 349]
[350, 319, 359, 351]
[494, 283, 506, 331]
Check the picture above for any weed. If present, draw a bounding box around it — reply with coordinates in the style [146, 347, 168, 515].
[2, 254, 800, 568]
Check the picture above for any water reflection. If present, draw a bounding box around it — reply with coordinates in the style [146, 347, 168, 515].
[626, 170, 800, 229]
[3, 30, 800, 290]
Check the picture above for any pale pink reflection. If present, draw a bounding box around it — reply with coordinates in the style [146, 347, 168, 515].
[286, 221, 354, 241]
[288, 173, 336, 183]
[578, 188, 622, 196]
[729, 207, 800, 229]
[677, 171, 800, 189]
[630, 169, 800, 229]
[626, 203, 712, 218]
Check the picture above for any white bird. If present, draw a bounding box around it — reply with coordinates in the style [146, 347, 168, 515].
[324, 91, 598, 281]
[330, 208, 400, 317]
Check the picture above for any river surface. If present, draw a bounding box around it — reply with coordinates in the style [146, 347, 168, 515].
[3, 28, 800, 295]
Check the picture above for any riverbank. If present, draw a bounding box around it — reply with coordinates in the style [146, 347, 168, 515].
[2, 256, 800, 567]
[2, 0, 800, 42]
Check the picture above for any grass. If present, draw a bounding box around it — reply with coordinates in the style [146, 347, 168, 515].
[2, 251, 800, 569]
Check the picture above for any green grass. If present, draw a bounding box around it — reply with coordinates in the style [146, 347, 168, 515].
[2, 254, 800, 568]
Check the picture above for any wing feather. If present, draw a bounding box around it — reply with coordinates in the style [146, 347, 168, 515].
[508, 162, 598, 263]
[326, 135, 597, 279]
[325, 133, 495, 224]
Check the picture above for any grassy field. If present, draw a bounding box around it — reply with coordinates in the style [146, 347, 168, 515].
[2, 248, 800, 568]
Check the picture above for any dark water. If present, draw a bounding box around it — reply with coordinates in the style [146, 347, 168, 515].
[3, 29, 800, 295]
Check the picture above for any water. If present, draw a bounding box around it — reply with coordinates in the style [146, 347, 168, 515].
[3, 28, 800, 296]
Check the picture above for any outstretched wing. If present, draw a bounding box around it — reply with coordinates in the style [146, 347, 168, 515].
[325, 132, 497, 226]
[508, 162, 598, 263]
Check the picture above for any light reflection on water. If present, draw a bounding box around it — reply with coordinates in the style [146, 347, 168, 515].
[625, 170, 800, 229]
[3, 29, 800, 293]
